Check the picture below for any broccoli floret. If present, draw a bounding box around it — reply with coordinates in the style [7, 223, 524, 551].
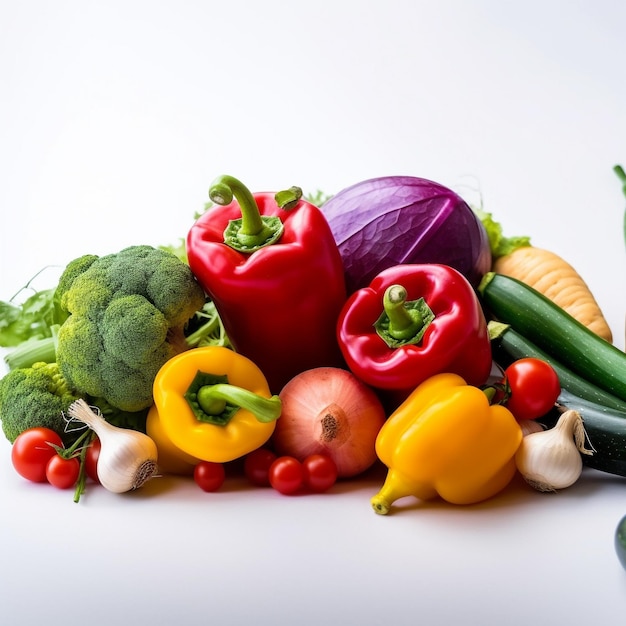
[54, 253, 99, 307]
[0, 362, 81, 446]
[55, 245, 206, 413]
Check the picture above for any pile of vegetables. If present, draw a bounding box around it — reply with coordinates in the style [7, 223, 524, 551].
[1, 167, 625, 565]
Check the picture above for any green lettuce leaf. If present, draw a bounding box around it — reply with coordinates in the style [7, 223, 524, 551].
[474, 208, 531, 259]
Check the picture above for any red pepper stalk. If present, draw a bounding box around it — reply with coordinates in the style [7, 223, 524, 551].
[337, 263, 492, 407]
[187, 175, 347, 393]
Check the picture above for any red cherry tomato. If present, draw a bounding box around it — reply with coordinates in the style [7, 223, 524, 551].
[244, 448, 278, 486]
[11, 427, 64, 483]
[302, 454, 338, 493]
[194, 461, 226, 492]
[85, 437, 101, 483]
[504, 358, 561, 420]
[46, 455, 80, 489]
[268, 456, 304, 495]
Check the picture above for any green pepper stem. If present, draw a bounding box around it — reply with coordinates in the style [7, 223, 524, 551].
[209, 175, 265, 236]
[487, 320, 510, 341]
[209, 175, 284, 252]
[196, 383, 282, 423]
[383, 285, 424, 340]
[482, 386, 496, 403]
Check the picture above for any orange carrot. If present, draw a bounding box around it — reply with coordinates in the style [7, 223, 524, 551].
[477, 210, 613, 343]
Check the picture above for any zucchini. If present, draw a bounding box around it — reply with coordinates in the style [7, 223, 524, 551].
[478, 272, 626, 403]
[542, 388, 626, 478]
[488, 320, 626, 412]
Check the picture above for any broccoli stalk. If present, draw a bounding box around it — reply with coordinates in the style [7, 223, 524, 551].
[4, 326, 59, 370]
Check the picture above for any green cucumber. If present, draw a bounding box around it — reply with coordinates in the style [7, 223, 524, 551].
[478, 272, 626, 403]
[488, 321, 626, 412]
[543, 388, 626, 478]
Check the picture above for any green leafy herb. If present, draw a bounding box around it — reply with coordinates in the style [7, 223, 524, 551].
[305, 189, 333, 207]
[0, 268, 66, 348]
[613, 164, 626, 249]
[474, 209, 532, 259]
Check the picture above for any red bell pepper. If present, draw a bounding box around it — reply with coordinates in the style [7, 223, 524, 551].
[337, 263, 492, 401]
[187, 175, 347, 393]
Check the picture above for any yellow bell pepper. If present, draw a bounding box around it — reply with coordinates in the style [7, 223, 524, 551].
[150, 346, 282, 463]
[371, 372, 522, 515]
[146, 405, 199, 476]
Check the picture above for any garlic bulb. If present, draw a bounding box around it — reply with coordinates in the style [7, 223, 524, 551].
[515, 409, 593, 492]
[518, 419, 545, 437]
[68, 399, 158, 493]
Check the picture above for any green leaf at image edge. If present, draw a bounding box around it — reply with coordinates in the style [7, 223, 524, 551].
[614, 164, 626, 249]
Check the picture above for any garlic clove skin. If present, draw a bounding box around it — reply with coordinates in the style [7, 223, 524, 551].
[95, 426, 159, 493]
[518, 419, 545, 437]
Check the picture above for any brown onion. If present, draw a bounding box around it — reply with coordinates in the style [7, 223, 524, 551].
[272, 367, 387, 478]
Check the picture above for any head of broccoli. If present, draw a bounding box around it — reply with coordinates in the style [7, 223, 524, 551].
[0, 361, 82, 446]
[55, 245, 206, 413]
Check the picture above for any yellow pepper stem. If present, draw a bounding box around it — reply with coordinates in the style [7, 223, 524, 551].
[197, 383, 282, 424]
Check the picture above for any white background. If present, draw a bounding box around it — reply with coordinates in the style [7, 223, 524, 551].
[1, 1, 625, 625]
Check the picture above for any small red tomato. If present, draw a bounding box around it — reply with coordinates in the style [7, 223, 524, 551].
[46, 455, 80, 489]
[302, 454, 338, 493]
[268, 456, 304, 495]
[505, 358, 561, 420]
[85, 437, 101, 483]
[194, 461, 226, 492]
[244, 448, 278, 487]
[11, 427, 64, 483]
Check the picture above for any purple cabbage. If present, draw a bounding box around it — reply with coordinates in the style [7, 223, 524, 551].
[321, 176, 492, 293]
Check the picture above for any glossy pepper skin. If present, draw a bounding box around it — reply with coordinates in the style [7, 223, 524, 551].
[146, 405, 198, 476]
[150, 346, 282, 464]
[187, 176, 347, 393]
[371, 373, 523, 515]
[337, 263, 492, 400]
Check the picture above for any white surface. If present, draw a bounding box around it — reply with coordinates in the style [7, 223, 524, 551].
[1, 1, 625, 625]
